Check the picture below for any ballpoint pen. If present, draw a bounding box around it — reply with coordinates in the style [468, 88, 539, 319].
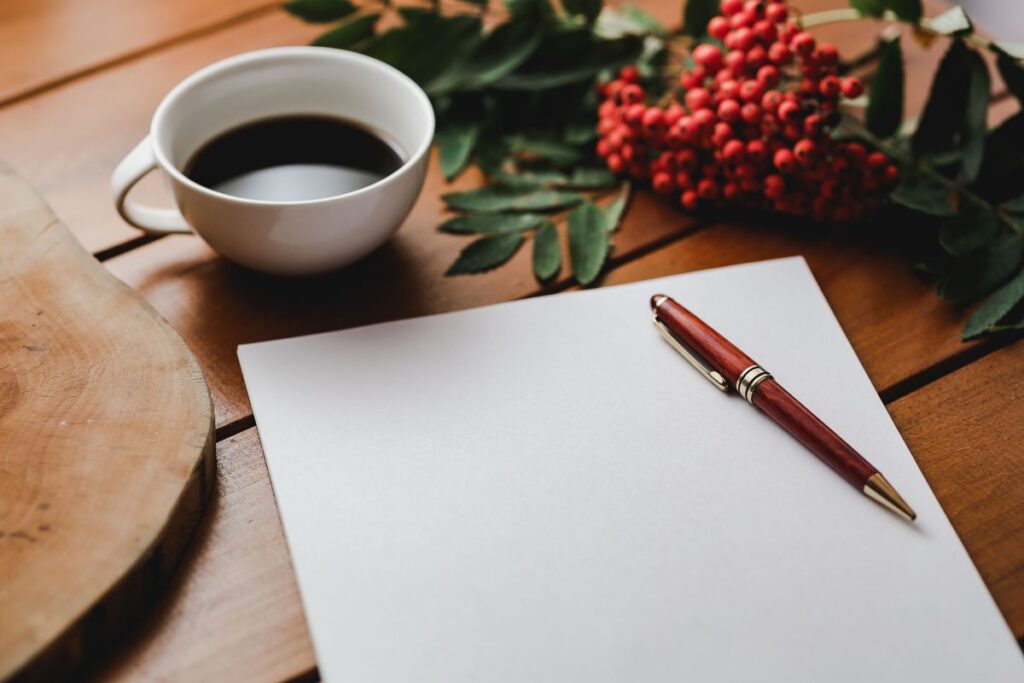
[651, 293, 916, 521]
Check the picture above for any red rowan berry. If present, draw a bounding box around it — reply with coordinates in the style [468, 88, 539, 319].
[723, 139, 746, 162]
[712, 121, 734, 145]
[624, 103, 646, 124]
[883, 164, 900, 184]
[764, 174, 785, 199]
[621, 143, 636, 162]
[664, 103, 684, 127]
[675, 148, 697, 169]
[619, 65, 640, 82]
[840, 77, 864, 98]
[732, 27, 755, 50]
[746, 139, 767, 162]
[739, 78, 763, 102]
[743, 0, 763, 15]
[675, 170, 693, 188]
[709, 16, 731, 40]
[680, 66, 707, 89]
[721, 0, 743, 15]
[607, 153, 623, 173]
[766, 2, 787, 22]
[735, 162, 756, 179]
[741, 102, 761, 124]
[692, 108, 716, 132]
[761, 89, 782, 112]
[621, 84, 644, 104]
[724, 50, 747, 73]
[642, 107, 666, 133]
[868, 151, 887, 168]
[698, 178, 719, 200]
[803, 113, 822, 136]
[845, 142, 867, 162]
[777, 99, 800, 122]
[652, 171, 674, 194]
[790, 31, 816, 56]
[730, 11, 753, 30]
[596, 139, 612, 157]
[681, 189, 699, 209]
[693, 44, 724, 72]
[746, 46, 767, 69]
[685, 87, 711, 112]
[818, 75, 841, 98]
[718, 98, 742, 122]
[773, 148, 796, 173]
[794, 138, 816, 164]
[779, 21, 799, 44]
[753, 20, 778, 44]
[815, 43, 838, 66]
[723, 181, 741, 201]
[767, 41, 792, 64]
[757, 64, 780, 87]
[597, 118, 616, 136]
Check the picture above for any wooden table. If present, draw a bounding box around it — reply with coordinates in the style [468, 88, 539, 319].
[1, 1, 1021, 680]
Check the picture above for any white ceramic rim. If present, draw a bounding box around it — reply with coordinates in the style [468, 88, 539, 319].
[149, 46, 435, 207]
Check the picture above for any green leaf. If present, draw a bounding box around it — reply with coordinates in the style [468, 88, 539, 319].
[938, 232, 1023, 302]
[602, 188, 629, 231]
[564, 120, 598, 145]
[312, 13, 379, 48]
[568, 201, 611, 285]
[505, 0, 553, 20]
[442, 187, 582, 212]
[959, 49, 990, 183]
[885, 0, 922, 22]
[364, 14, 482, 88]
[997, 52, 1024, 106]
[939, 202, 999, 255]
[532, 220, 562, 280]
[428, 20, 542, 93]
[890, 170, 955, 216]
[866, 38, 904, 138]
[494, 169, 568, 188]
[563, 0, 602, 24]
[445, 233, 524, 275]
[912, 40, 971, 156]
[1002, 194, 1024, 214]
[927, 6, 972, 35]
[285, 0, 356, 22]
[494, 32, 643, 90]
[437, 119, 481, 181]
[974, 112, 1024, 200]
[849, 0, 886, 17]
[439, 213, 546, 234]
[682, 0, 717, 37]
[963, 266, 1024, 338]
[509, 137, 583, 165]
[565, 167, 618, 189]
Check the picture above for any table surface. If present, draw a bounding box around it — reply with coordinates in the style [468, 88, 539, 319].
[2, 1, 1021, 680]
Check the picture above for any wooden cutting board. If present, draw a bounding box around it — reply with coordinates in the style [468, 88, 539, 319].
[0, 163, 215, 681]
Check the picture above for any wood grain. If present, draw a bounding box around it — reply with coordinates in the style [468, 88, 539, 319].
[85, 429, 314, 683]
[888, 341, 1024, 637]
[0, 164, 215, 681]
[0, 12, 321, 254]
[0, 0, 279, 105]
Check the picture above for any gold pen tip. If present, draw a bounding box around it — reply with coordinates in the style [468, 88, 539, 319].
[864, 473, 917, 522]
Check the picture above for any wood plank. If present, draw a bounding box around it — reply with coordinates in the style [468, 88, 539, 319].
[0, 0, 279, 105]
[0, 12, 321, 254]
[0, 164, 215, 681]
[85, 429, 314, 683]
[599, 222, 974, 394]
[887, 341, 1024, 638]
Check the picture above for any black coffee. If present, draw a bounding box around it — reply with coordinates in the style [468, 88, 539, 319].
[184, 115, 404, 201]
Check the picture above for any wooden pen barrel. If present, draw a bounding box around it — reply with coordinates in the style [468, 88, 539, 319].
[752, 381, 877, 488]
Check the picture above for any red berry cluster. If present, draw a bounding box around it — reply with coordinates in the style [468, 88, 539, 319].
[595, 0, 899, 222]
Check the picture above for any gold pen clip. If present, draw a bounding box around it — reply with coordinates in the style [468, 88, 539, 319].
[653, 315, 729, 392]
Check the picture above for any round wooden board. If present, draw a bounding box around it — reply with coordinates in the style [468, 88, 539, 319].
[0, 163, 215, 681]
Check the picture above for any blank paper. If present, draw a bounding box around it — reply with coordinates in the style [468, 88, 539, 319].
[239, 257, 1023, 682]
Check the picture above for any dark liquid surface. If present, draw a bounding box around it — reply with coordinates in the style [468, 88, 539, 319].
[184, 115, 404, 201]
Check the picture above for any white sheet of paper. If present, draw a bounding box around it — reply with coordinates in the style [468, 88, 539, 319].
[239, 257, 1023, 682]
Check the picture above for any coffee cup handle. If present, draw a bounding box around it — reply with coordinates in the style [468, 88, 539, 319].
[111, 136, 192, 235]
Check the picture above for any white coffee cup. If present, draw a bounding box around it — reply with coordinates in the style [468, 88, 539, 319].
[111, 47, 434, 275]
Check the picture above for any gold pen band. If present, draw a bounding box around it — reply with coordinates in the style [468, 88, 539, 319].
[736, 364, 773, 404]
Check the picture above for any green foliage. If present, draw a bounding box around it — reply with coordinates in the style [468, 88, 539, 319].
[446, 233, 525, 274]
[442, 187, 582, 212]
[682, 0, 717, 38]
[438, 213, 546, 234]
[912, 41, 970, 157]
[311, 13, 378, 48]
[284, 0, 356, 22]
[959, 50, 990, 183]
[866, 38, 903, 138]
[532, 221, 562, 280]
[963, 267, 1024, 338]
[848, 0, 920, 21]
[568, 201, 612, 285]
